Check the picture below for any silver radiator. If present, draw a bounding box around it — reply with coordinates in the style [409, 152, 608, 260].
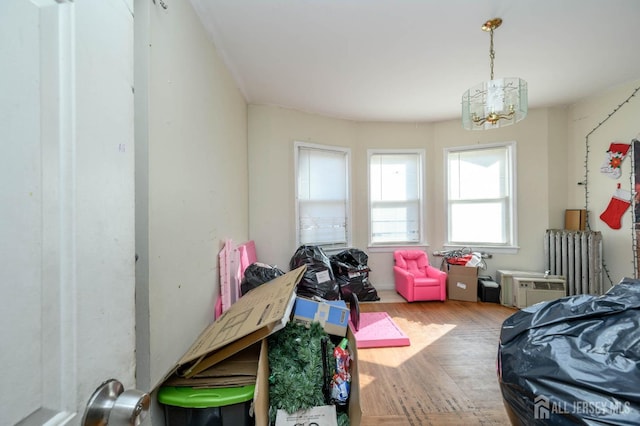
[544, 229, 604, 296]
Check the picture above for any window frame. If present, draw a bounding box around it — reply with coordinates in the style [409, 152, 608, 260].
[367, 148, 427, 249]
[294, 141, 352, 251]
[444, 141, 518, 253]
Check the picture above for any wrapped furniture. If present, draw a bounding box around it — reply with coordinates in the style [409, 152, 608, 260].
[498, 278, 640, 425]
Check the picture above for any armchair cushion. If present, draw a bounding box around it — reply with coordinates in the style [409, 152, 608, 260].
[394, 250, 429, 278]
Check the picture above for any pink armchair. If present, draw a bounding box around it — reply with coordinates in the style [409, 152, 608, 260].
[393, 250, 447, 302]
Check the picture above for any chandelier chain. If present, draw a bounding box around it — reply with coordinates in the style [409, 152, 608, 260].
[489, 28, 495, 80]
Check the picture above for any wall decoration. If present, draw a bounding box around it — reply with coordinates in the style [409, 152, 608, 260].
[600, 142, 631, 179]
[582, 85, 639, 282]
[599, 183, 631, 229]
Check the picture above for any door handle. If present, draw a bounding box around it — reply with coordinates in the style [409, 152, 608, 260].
[82, 379, 150, 426]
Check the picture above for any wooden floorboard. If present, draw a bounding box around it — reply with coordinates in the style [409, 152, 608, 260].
[355, 297, 517, 426]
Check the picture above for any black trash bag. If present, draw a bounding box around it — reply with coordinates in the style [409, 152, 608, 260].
[289, 245, 340, 300]
[330, 249, 380, 302]
[498, 278, 640, 425]
[332, 248, 369, 268]
[240, 262, 285, 296]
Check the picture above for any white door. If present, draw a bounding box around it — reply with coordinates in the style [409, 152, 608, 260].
[0, 1, 137, 425]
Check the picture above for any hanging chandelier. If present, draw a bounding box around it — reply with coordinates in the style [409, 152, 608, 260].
[462, 18, 528, 130]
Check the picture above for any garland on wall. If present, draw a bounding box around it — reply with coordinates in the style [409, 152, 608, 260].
[582, 85, 640, 283]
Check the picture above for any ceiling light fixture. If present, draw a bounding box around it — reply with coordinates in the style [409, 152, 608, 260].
[462, 18, 527, 130]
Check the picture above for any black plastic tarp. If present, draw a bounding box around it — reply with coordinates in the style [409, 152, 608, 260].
[289, 245, 340, 300]
[498, 278, 640, 425]
[330, 249, 380, 302]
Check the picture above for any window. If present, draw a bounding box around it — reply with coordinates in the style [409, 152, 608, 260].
[445, 142, 516, 250]
[295, 142, 351, 250]
[368, 150, 425, 245]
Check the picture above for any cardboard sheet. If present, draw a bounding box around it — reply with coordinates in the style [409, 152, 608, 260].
[162, 342, 260, 388]
[175, 266, 305, 378]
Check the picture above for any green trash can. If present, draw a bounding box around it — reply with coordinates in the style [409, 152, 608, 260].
[157, 385, 255, 426]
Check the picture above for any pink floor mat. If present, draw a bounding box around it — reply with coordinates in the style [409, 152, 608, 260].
[349, 312, 410, 349]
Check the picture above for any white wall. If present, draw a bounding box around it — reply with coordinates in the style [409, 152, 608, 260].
[247, 107, 437, 288]
[248, 88, 639, 292]
[248, 106, 563, 290]
[352, 122, 435, 286]
[431, 108, 566, 281]
[247, 106, 358, 270]
[134, 2, 249, 423]
[567, 79, 640, 287]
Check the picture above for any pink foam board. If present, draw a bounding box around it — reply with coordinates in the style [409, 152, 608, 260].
[237, 240, 257, 277]
[348, 312, 410, 348]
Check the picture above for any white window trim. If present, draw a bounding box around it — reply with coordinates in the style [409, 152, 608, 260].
[294, 141, 352, 250]
[367, 148, 427, 249]
[444, 141, 518, 254]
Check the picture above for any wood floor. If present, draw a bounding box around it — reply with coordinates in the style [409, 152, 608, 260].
[355, 293, 518, 426]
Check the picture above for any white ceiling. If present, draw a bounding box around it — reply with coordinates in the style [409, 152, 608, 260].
[189, 0, 640, 123]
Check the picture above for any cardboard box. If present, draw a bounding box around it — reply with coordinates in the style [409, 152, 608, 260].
[565, 209, 587, 231]
[447, 264, 478, 302]
[276, 405, 338, 426]
[257, 312, 361, 426]
[157, 266, 302, 426]
[157, 265, 362, 426]
[293, 297, 350, 336]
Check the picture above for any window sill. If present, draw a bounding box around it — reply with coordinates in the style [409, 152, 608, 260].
[367, 244, 430, 253]
[442, 244, 519, 255]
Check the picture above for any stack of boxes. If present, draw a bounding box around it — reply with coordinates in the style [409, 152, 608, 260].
[156, 266, 361, 426]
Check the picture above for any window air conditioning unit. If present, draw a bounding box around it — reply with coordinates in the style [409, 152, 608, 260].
[495, 270, 563, 307]
[513, 277, 567, 309]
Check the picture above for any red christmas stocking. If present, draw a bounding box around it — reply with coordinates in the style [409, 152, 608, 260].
[599, 184, 631, 229]
[600, 142, 631, 179]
